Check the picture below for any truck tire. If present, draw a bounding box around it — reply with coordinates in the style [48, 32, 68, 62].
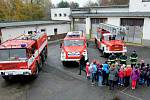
[62, 61, 66, 66]
[39, 56, 43, 70]
[95, 39, 97, 47]
[2, 76, 11, 81]
[31, 62, 39, 80]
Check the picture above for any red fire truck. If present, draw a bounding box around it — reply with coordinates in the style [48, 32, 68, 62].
[95, 23, 127, 56]
[60, 31, 88, 66]
[0, 31, 48, 81]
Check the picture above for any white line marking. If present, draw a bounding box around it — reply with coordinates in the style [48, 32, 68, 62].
[120, 91, 143, 100]
[121, 87, 129, 92]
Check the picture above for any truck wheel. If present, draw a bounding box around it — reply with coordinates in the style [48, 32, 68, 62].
[2, 76, 11, 81]
[39, 56, 43, 70]
[62, 61, 66, 66]
[31, 63, 39, 80]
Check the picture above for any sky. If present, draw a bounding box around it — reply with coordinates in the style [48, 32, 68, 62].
[51, 0, 98, 7]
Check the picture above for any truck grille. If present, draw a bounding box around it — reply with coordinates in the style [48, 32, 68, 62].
[111, 45, 123, 51]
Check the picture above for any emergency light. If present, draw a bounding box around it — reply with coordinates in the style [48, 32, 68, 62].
[21, 44, 27, 47]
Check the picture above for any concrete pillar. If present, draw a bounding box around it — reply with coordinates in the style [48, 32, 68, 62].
[70, 18, 74, 31]
[86, 17, 91, 39]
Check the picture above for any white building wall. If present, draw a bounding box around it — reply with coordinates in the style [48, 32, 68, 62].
[1, 24, 70, 42]
[51, 8, 71, 21]
[90, 8, 129, 13]
[143, 17, 150, 40]
[107, 17, 120, 26]
[129, 0, 150, 12]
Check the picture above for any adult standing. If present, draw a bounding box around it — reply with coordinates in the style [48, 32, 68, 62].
[119, 53, 127, 65]
[78, 55, 86, 75]
[130, 50, 138, 68]
[108, 53, 117, 64]
[109, 64, 118, 90]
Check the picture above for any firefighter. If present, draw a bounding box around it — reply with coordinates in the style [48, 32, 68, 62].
[108, 53, 117, 64]
[130, 50, 138, 68]
[119, 52, 127, 65]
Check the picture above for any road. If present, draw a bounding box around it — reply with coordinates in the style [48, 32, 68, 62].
[0, 41, 150, 100]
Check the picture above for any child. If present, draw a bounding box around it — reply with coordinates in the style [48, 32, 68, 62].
[130, 66, 140, 90]
[146, 67, 150, 87]
[97, 64, 103, 86]
[118, 65, 125, 86]
[124, 65, 132, 87]
[86, 62, 90, 80]
[89, 60, 97, 85]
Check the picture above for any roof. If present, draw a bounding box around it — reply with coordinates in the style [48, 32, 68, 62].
[64, 36, 86, 40]
[0, 20, 70, 28]
[71, 12, 150, 17]
[71, 5, 129, 11]
[0, 39, 35, 49]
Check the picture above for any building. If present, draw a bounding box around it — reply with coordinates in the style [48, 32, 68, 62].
[51, 0, 150, 46]
[0, 21, 70, 43]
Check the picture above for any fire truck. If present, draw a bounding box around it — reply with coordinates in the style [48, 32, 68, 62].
[60, 31, 88, 66]
[0, 31, 48, 81]
[95, 23, 127, 56]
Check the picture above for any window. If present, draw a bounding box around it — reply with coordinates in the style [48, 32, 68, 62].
[54, 14, 57, 17]
[64, 40, 84, 46]
[59, 13, 62, 17]
[0, 49, 27, 61]
[64, 13, 67, 17]
[142, 0, 150, 2]
[41, 29, 46, 32]
[54, 28, 57, 35]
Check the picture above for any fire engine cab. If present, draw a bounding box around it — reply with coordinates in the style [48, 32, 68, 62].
[95, 23, 127, 56]
[0, 31, 48, 81]
[60, 31, 88, 65]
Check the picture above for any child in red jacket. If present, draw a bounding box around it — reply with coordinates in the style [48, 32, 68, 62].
[86, 62, 90, 80]
[118, 65, 125, 86]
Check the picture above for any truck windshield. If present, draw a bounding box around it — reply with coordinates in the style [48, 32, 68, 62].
[64, 40, 84, 46]
[104, 35, 122, 41]
[0, 49, 26, 61]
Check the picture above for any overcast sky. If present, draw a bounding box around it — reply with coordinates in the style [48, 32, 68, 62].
[51, 0, 98, 7]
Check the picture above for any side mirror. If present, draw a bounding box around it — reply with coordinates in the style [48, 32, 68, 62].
[87, 42, 89, 47]
[100, 38, 102, 41]
[60, 43, 62, 48]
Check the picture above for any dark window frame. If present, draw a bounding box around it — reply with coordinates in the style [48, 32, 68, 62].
[142, 0, 150, 2]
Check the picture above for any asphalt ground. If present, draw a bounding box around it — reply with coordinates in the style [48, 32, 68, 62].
[0, 40, 149, 100]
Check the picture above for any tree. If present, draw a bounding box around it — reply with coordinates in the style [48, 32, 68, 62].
[57, 0, 70, 8]
[69, 2, 79, 9]
[84, 0, 99, 7]
[0, 0, 53, 21]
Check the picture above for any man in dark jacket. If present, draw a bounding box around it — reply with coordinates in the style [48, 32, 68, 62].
[78, 55, 86, 75]
[108, 53, 117, 64]
[130, 50, 138, 68]
[119, 53, 127, 65]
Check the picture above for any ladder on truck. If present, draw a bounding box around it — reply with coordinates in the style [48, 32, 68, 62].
[98, 23, 127, 35]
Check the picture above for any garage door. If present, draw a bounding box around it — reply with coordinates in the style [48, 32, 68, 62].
[121, 18, 144, 44]
[74, 18, 86, 33]
[91, 18, 107, 38]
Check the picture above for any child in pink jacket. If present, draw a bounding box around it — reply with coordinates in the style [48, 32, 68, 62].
[86, 62, 90, 80]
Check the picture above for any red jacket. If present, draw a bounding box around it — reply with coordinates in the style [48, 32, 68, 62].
[124, 67, 132, 77]
[86, 65, 90, 76]
[118, 69, 124, 78]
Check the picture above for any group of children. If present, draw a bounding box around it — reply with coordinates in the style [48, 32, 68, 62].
[85, 60, 150, 90]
